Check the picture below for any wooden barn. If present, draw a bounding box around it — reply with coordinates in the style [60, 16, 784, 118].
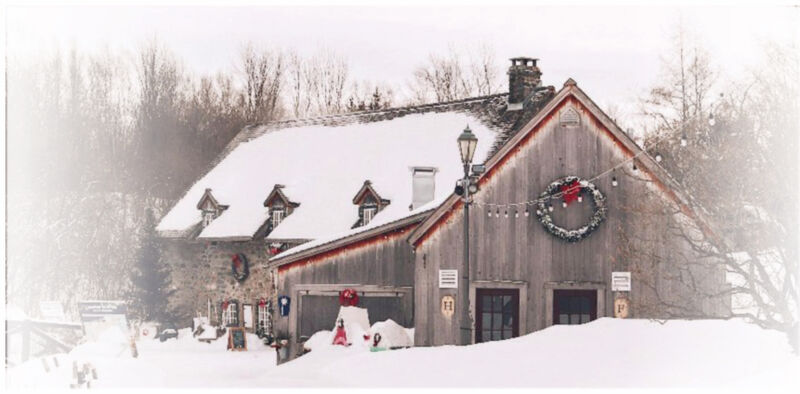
[157, 57, 728, 361]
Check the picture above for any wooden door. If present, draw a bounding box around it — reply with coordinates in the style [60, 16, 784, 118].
[553, 289, 597, 325]
[475, 288, 519, 343]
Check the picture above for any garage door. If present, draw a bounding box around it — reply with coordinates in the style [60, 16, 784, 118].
[297, 295, 407, 339]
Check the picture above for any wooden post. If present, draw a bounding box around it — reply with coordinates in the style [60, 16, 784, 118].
[21, 320, 30, 363]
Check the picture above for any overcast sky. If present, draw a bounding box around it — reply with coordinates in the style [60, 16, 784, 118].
[6, 3, 798, 120]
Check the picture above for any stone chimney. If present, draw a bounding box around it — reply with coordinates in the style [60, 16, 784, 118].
[410, 167, 437, 210]
[508, 57, 542, 105]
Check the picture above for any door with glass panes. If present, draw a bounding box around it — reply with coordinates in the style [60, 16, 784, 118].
[475, 288, 519, 343]
[553, 289, 597, 325]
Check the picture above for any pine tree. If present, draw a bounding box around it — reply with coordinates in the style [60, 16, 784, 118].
[129, 209, 172, 323]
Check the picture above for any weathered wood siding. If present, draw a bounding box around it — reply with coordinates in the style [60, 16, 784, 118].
[414, 97, 728, 346]
[274, 227, 416, 359]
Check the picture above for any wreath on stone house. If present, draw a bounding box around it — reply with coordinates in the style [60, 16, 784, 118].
[231, 253, 249, 282]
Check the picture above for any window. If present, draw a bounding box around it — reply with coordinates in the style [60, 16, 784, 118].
[476, 289, 519, 343]
[257, 303, 269, 331]
[222, 301, 239, 327]
[362, 206, 377, 226]
[272, 208, 285, 228]
[553, 290, 597, 325]
[202, 211, 215, 227]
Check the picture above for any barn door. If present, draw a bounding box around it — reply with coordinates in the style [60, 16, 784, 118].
[475, 288, 519, 343]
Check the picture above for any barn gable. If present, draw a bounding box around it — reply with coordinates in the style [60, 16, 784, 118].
[408, 79, 713, 248]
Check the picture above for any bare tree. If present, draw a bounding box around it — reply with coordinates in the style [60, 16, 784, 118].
[409, 44, 501, 104]
[238, 42, 284, 122]
[309, 49, 349, 115]
[638, 23, 798, 351]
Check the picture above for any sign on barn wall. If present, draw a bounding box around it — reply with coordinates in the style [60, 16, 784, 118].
[612, 272, 631, 291]
[439, 270, 458, 288]
[441, 296, 455, 318]
[614, 297, 630, 318]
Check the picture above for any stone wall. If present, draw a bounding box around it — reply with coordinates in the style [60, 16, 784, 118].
[163, 239, 276, 331]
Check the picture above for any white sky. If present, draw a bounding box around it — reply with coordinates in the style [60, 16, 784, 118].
[5, 3, 799, 120]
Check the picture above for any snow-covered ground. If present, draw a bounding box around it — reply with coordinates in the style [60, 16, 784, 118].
[6, 318, 799, 389]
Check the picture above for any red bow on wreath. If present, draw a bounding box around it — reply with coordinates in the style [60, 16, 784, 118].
[339, 288, 359, 306]
[231, 254, 242, 269]
[560, 180, 582, 206]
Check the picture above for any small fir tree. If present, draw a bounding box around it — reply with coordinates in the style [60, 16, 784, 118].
[129, 209, 172, 324]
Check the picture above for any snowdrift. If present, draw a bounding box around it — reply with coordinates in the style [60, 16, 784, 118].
[280, 318, 799, 388]
[6, 318, 798, 389]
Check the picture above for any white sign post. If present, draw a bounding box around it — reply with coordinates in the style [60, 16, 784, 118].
[438, 269, 458, 288]
[612, 272, 631, 292]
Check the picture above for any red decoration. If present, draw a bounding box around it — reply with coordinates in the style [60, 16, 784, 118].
[332, 318, 349, 346]
[269, 247, 280, 255]
[560, 180, 582, 206]
[339, 288, 360, 306]
[231, 254, 242, 269]
[258, 298, 267, 307]
[222, 301, 229, 310]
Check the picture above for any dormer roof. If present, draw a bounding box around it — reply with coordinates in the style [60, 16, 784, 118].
[352, 180, 390, 206]
[263, 184, 300, 208]
[196, 188, 228, 211]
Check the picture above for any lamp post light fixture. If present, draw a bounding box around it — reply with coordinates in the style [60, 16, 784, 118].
[456, 125, 478, 346]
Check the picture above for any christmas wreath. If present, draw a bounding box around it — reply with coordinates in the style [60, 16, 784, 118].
[535, 176, 607, 242]
[231, 253, 249, 282]
[339, 288, 359, 306]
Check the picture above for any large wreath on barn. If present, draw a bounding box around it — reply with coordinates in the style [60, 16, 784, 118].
[231, 253, 250, 282]
[535, 176, 607, 242]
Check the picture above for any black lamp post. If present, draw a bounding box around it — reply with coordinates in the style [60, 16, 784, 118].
[457, 125, 477, 346]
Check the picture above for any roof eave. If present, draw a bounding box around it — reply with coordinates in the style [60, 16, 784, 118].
[268, 210, 432, 269]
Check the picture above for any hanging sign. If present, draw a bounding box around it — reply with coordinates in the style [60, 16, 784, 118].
[614, 297, 630, 318]
[612, 271, 631, 292]
[278, 296, 291, 317]
[441, 295, 455, 318]
[438, 269, 458, 289]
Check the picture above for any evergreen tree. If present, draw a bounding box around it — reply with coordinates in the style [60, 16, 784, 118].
[129, 209, 172, 323]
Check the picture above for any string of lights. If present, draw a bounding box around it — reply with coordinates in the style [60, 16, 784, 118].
[474, 121, 689, 213]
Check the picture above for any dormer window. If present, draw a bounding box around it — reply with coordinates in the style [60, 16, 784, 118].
[203, 211, 215, 227]
[362, 205, 377, 226]
[263, 184, 300, 234]
[271, 203, 285, 227]
[352, 180, 390, 228]
[196, 188, 228, 228]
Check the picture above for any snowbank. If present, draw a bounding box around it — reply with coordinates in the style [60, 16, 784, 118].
[370, 319, 413, 348]
[6, 319, 798, 388]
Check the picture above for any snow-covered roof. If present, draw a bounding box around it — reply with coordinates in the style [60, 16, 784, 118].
[156, 96, 515, 241]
